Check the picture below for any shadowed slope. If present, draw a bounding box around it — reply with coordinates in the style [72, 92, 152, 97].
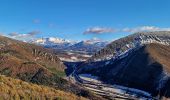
[79, 43, 170, 98]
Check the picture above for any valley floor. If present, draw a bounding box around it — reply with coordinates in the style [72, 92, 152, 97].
[69, 68, 158, 100]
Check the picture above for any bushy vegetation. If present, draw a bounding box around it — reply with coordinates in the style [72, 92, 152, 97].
[0, 75, 87, 100]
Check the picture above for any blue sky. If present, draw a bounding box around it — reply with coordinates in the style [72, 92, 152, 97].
[0, 0, 170, 41]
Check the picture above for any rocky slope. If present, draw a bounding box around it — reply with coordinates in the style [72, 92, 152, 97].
[0, 35, 65, 79]
[0, 35, 103, 100]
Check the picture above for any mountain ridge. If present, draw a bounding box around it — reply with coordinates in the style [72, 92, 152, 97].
[90, 31, 170, 61]
[77, 31, 170, 98]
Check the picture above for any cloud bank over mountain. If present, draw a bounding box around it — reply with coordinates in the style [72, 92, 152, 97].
[83, 26, 170, 34]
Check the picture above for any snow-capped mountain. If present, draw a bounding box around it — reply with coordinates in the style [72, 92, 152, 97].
[31, 37, 109, 62]
[31, 37, 75, 49]
[31, 37, 109, 53]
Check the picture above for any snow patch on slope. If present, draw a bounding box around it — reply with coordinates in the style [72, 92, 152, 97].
[93, 34, 170, 62]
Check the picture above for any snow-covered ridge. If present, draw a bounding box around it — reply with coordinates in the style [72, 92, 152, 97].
[93, 33, 170, 61]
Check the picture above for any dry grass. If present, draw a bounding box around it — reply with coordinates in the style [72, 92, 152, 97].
[0, 75, 87, 100]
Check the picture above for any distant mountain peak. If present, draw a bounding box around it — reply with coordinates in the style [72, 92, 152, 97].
[31, 37, 109, 52]
[32, 37, 74, 45]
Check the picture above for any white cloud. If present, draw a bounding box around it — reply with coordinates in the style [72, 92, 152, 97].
[84, 27, 115, 34]
[122, 26, 170, 33]
[8, 31, 41, 40]
[84, 26, 170, 35]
